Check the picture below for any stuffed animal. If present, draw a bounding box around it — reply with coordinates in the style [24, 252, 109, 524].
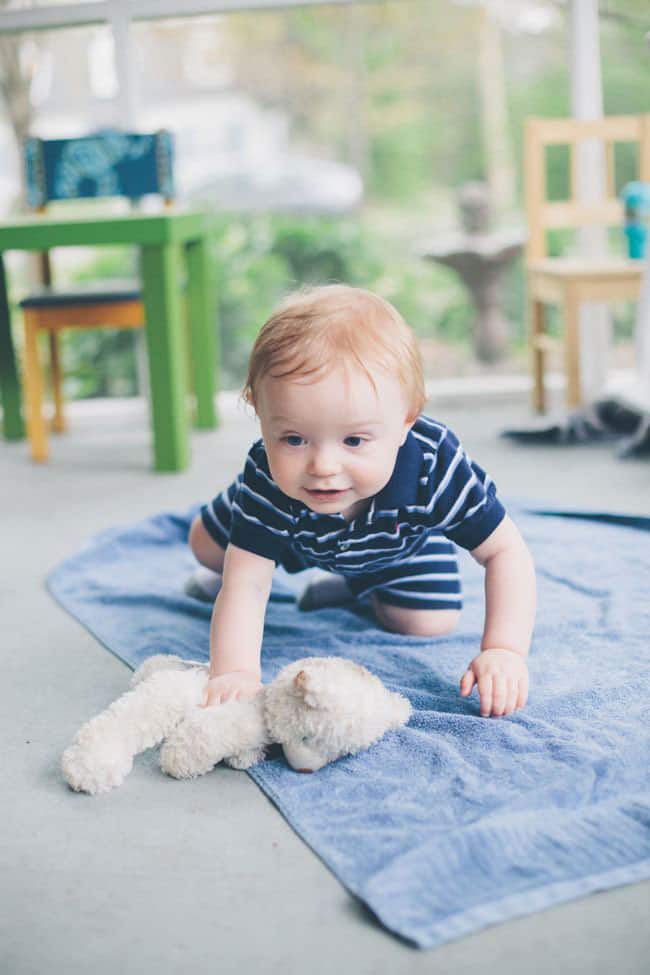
[61, 655, 412, 795]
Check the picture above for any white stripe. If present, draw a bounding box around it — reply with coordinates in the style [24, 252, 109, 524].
[407, 553, 456, 563]
[245, 454, 297, 519]
[376, 572, 460, 585]
[336, 538, 408, 558]
[296, 531, 456, 570]
[239, 483, 294, 525]
[435, 470, 478, 529]
[418, 416, 446, 434]
[294, 526, 348, 543]
[379, 588, 462, 603]
[412, 424, 444, 444]
[231, 502, 290, 537]
[446, 494, 490, 531]
[355, 583, 461, 603]
[294, 524, 400, 546]
[339, 545, 438, 572]
[247, 457, 280, 493]
[297, 538, 408, 563]
[428, 443, 464, 509]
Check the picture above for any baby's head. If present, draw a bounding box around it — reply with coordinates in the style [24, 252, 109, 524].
[243, 284, 426, 519]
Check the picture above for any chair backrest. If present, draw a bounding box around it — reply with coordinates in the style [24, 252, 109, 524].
[24, 129, 175, 209]
[524, 114, 650, 261]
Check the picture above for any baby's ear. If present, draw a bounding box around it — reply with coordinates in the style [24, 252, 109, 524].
[399, 411, 416, 445]
[293, 670, 320, 708]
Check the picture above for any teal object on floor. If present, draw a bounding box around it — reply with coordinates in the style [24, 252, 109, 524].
[47, 501, 650, 948]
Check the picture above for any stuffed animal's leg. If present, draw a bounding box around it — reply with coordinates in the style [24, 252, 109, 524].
[160, 694, 270, 779]
[62, 668, 206, 795]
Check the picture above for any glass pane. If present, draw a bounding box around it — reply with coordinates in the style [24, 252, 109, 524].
[1, 0, 644, 399]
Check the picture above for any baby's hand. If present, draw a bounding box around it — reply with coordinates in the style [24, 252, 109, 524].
[202, 671, 262, 708]
[459, 649, 529, 718]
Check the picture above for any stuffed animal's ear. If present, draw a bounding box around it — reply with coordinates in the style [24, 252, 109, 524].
[293, 670, 319, 708]
[293, 670, 309, 693]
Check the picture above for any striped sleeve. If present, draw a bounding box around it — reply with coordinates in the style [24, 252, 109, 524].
[426, 426, 506, 550]
[228, 440, 295, 563]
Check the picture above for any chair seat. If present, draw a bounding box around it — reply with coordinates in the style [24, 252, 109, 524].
[527, 257, 642, 279]
[19, 279, 141, 309]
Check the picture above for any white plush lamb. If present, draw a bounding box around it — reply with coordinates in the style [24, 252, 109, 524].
[61, 655, 412, 795]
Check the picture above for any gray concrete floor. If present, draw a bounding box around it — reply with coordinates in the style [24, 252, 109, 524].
[1, 391, 649, 975]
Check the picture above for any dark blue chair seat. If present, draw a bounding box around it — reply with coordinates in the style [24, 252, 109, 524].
[19, 279, 141, 309]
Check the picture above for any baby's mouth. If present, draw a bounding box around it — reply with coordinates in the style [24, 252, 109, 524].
[306, 488, 349, 498]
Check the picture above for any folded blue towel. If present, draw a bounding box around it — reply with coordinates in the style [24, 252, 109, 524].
[48, 502, 650, 948]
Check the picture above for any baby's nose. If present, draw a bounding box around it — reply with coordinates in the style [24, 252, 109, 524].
[308, 446, 341, 475]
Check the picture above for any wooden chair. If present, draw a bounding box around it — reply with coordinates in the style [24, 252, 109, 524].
[524, 115, 650, 412]
[20, 129, 174, 461]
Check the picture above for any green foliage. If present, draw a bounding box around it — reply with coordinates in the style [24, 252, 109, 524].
[66, 247, 139, 284]
[205, 212, 471, 389]
[369, 125, 433, 201]
[269, 217, 382, 284]
[208, 217, 289, 388]
[62, 328, 138, 399]
[60, 210, 477, 397]
[57, 247, 140, 399]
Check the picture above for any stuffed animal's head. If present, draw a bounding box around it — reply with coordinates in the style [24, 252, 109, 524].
[263, 657, 411, 773]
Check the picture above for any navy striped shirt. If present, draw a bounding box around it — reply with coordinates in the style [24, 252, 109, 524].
[203, 415, 506, 574]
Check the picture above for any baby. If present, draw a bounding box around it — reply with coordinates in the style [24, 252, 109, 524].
[188, 285, 536, 718]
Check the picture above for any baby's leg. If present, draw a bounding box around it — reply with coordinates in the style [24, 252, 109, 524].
[354, 535, 462, 637]
[185, 517, 226, 601]
[371, 595, 460, 637]
[186, 485, 238, 600]
[189, 514, 226, 572]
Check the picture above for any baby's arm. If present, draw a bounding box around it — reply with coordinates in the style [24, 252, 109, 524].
[461, 515, 536, 717]
[203, 543, 275, 707]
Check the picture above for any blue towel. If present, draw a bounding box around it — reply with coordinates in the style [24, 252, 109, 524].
[47, 502, 650, 949]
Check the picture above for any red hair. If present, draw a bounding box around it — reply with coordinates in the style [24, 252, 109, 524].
[243, 284, 425, 420]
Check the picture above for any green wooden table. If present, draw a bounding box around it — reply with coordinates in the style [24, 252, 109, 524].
[0, 210, 219, 472]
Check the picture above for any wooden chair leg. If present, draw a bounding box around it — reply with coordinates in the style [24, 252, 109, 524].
[23, 313, 49, 462]
[48, 329, 66, 433]
[529, 297, 546, 413]
[563, 286, 582, 409]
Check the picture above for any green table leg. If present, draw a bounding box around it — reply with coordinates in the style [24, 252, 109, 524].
[0, 253, 25, 440]
[140, 243, 190, 472]
[185, 234, 218, 429]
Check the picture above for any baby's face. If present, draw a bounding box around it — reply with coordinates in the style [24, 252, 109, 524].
[256, 364, 413, 520]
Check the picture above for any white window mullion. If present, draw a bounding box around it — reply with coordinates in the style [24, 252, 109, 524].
[0, 3, 111, 35]
[109, 1, 137, 129]
[0, 0, 370, 36]
[131, 0, 365, 21]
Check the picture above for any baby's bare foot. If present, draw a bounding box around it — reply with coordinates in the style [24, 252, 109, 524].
[184, 566, 222, 602]
[297, 572, 352, 611]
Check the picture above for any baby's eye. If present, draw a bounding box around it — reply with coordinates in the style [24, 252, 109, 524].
[344, 436, 364, 447]
[284, 435, 305, 447]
